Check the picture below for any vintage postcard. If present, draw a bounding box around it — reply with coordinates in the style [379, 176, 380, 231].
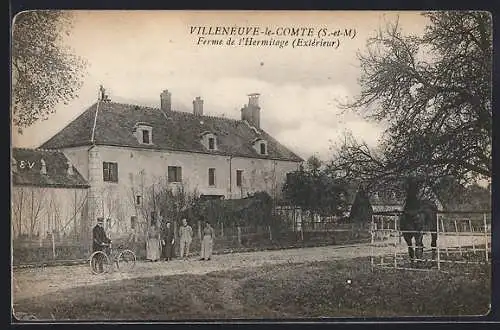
[11, 10, 492, 321]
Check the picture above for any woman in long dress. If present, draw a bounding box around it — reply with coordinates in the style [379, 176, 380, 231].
[146, 224, 161, 262]
[200, 221, 214, 261]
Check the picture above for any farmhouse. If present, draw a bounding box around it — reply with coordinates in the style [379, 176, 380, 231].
[39, 88, 303, 238]
[11, 148, 90, 241]
[347, 184, 444, 215]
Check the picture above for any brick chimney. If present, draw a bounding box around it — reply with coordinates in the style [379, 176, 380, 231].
[193, 96, 204, 116]
[12, 158, 17, 173]
[160, 90, 172, 111]
[40, 158, 47, 175]
[241, 93, 261, 128]
[67, 160, 74, 176]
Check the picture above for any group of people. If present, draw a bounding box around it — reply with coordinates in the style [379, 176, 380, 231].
[92, 216, 216, 266]
[145, 218, 215, 262]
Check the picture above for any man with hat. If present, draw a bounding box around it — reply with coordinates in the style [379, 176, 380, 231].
[179, 218, 193, 260]
[92, 217, 112, 272]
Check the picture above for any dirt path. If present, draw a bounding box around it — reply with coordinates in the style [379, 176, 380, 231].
[12, 243, 385, 301]
[13, 234, 488, 302]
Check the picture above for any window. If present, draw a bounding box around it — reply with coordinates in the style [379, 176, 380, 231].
[130, 216, 137, 229]
[260, 143, 266, 155]
[150, 211, 156, 226]
[252, 138, 268, 155]
[200, 132, 217, 151]
[236, 170, 243, 187]
[103, 162, 118, 182]
[208, 168, 216, 186]
[168, 166, 182, 183]
[136, 195, 142, 205]
[134, 123, 153, 145]
[142, 130, 150, 144]
[208, 137, 215, 150]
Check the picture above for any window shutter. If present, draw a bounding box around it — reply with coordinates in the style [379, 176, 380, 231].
[209, 168, 216, 186]
[103, 162, 108, 181]
[168, 166, 173, 182]
[113, 163, 118, 182]
[236, 170, 243, 187]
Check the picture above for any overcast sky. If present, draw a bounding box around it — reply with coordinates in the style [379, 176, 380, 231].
[12, 10, 428, 161]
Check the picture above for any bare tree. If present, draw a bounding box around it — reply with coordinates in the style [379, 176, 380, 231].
[12, 188, 26, 238]
[337, 12, 491, 186]
[28, 188, 47, 239]
[57, 190, 88, 238]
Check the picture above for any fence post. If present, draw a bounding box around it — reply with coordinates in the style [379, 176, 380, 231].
[370, 214, 374, 271]
[221, 222, 224, 237]
[268, 225, 272, 241]
[174, 221, 178, 256]
[51, 231, 56, 260]
[441, 216, 448, 257]
[468, 218, 476, 252]
[483, 213, 489, 262]
[300, 226, 304, 241]
[197, 221, 202, 241]
[436, 213, 441, 271]
[237, 226, 242, 245]
[394, 215, 400, 244]
[454, 219, 462, 256]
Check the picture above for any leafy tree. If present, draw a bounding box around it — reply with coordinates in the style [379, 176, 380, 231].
[433, 176, 491, 211]
[332, 11, 491, 187]
[305, 155, 322, 174]
[348, 187, 373, 226]
[283, 157, 348, 219]
[12, 11, 87, 130]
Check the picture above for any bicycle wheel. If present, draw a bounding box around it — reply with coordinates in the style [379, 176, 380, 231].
[89, 251, 110, 275]
[116, 249, 136, 271]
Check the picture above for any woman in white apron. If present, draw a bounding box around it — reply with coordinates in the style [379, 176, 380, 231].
[146, 224, 161, 261]
[200, 221, 214, 261]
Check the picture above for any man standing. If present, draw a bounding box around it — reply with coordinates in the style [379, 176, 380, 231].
[161, 221, 175, 261]
[92, 217, 111, 273]
[179, 218, 193, 260]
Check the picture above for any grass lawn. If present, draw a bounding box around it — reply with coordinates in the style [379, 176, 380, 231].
[13, 256, 490, 320]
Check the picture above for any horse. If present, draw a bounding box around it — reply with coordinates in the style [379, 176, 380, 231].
[399, 179, 439, 262]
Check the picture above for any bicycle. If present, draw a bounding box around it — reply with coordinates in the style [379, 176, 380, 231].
[89, 242, 137, 274]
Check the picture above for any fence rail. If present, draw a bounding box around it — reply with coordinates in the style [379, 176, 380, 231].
[13, 204, 491, 267]
[12, 219, 369, 266]
[370, 210, 491, 272]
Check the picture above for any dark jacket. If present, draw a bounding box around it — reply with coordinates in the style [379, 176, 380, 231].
[92, 224, 111, 252]
[162, 225, 175, 243]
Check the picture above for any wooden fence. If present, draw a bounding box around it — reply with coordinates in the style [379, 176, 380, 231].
[12, 208, 368, 266]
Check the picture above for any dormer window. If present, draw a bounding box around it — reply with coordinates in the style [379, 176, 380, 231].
[260, 143, 266, 155]
[142, 130, 150, 144]
[200, 131, 217, 151]
[133, 123, 153, 145]
[208, 137, 215, 150]
[252, 138, 268, 156]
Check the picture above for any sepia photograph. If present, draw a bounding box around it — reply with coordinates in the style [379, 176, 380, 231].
[11, 10, 492, 321]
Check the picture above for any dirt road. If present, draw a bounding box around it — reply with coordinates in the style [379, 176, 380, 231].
[12, 243, 391, 301]
[13, 234, 489, 302]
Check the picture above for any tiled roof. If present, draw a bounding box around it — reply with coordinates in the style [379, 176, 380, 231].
[11, 148, 89, 188]
[345, 184, 406, 206]
[41, 101, 304, 162]
[346, 183, 443, 209]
